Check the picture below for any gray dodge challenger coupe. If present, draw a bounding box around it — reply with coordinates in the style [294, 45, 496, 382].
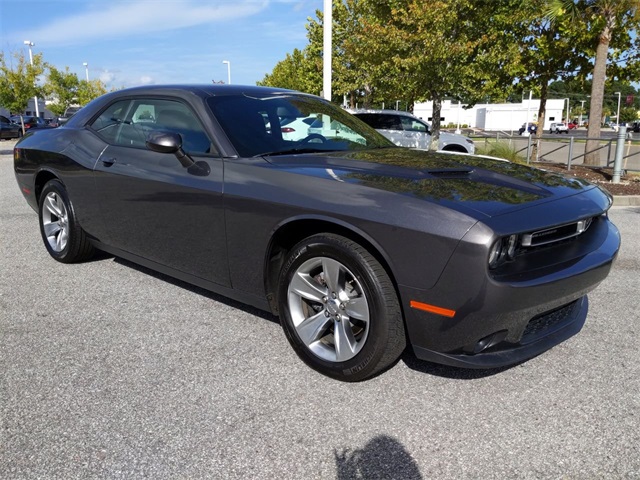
[14, 85, 620, 381]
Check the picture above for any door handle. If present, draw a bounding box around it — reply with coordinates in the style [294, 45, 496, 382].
[102, 157, 116, 166]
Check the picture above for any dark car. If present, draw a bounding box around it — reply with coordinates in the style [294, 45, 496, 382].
[0, 115, 22, 140]
[58, 106, 82, 125]
[10, 115, 52, 131]
[518, 122, 537, 135]
[13, 85, 620, 381]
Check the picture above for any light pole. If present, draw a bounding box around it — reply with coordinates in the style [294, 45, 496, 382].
[222, 60, 231, 85]
[579, 100, 585, 126]
[323, 0, 332, 101]
[23, 40, 39, 118]
[455, 100, 462, 134]
[524, 90, 532, 136]
[83, 62, 89, 81]
[563, 98, 570, 123]
[615, 92, 621, 128]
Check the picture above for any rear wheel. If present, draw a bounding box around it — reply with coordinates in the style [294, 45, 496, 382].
[38, 179, 94, 263]
[278, 233, 405, 381]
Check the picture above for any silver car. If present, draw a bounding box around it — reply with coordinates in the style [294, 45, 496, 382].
[350, 109, 475, 153]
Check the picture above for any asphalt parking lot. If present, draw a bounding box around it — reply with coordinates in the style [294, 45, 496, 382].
[1, 139, 638, 479]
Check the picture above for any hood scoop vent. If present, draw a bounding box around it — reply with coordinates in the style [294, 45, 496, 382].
[427, 168, 474, 179]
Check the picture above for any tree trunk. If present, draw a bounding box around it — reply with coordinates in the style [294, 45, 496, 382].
[429, 95, 442, 151]
[584, 25, 612, 166]
[532, 81, 549, 162]
[363, 84, 373, 108]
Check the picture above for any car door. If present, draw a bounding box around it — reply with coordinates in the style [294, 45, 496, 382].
[89, 97, 230, 287]
[399, 116, 431, 149]
[0, 115, 13, 138]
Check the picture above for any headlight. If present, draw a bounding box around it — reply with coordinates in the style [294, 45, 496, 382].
[488, 234, 518, 269]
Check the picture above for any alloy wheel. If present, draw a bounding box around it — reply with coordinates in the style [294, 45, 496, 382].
[287, 256, 370, 362]
[41, 191, 69, 252]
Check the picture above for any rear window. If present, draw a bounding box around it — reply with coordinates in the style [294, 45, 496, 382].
[354, 113, 403, 131]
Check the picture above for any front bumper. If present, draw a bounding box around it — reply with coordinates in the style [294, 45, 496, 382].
[411, 297, 588, 368]
[400, 214, 620, 369]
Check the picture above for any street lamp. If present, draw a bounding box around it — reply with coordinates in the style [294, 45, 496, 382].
[579, 99, 586, 126]
[614, 92, 621, 129]
[83, 62, 89, 82]
[563, 98, 570, 123]
[23, 40, 39, 118]
[222, 60, 231, 85]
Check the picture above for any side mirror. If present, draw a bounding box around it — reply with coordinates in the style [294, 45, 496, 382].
[146, 130, 209, 176]
[146, 131, 194, 168]
[146, 130, 182, 154]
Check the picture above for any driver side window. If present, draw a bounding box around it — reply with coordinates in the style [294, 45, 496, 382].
[90, 98, 217, 155]
[400, 116, 428, 133]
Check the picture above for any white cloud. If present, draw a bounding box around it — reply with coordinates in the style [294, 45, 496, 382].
[99, 70, 117, 84]
[139, 75, 154, 85]
[19, 0, 269, 47]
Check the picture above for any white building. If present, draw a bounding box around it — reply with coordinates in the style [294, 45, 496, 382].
[413, 98, 568, 132]
[1, 97, 51, 119]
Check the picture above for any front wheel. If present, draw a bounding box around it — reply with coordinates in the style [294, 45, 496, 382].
[38, 179, 95, 263]
[278, 233, 405, 381]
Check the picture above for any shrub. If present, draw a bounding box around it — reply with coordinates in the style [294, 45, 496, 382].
[477, 141, 526, 164]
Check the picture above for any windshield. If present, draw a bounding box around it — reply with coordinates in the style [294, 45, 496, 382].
[206, 93, 393, 157]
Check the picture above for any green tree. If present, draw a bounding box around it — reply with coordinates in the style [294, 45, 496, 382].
[352, 0, 525, 150]
[305, 0, 384, 107]
[0, 50, 45, 114]
[43, 65, 80, 117]
[259, 0, 372, 105]
[546, 0, 640, 164]
[517, 7, 588, 159]
[619, 105, 638, 122]
[257, 48, 320, 94]
[76, 79, 107, 106]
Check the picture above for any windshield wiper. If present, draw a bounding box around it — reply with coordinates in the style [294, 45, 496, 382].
[258, 148, 332, 157]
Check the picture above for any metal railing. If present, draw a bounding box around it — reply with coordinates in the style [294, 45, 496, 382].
[473, 130, 640, 173]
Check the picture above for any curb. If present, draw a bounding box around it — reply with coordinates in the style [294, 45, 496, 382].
[612, 196, 640, 206]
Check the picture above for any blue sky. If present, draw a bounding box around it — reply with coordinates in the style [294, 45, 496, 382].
[0, 0, 322, 88]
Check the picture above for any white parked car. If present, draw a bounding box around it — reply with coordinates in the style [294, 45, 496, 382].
[278, 116, 315, 141]
[549, 122, 569, 134]
[349, 109, 476, 153]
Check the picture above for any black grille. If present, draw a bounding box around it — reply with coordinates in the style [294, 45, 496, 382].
[521, 217, 593, 248]
[522, 301, 578, 342]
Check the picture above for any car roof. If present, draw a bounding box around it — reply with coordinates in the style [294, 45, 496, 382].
[102, 84, 303, 99]
[64, 84, 324, 128]
[348, 109, 422, 120]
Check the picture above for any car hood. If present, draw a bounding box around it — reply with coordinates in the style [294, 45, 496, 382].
[263, 148, 603, 218]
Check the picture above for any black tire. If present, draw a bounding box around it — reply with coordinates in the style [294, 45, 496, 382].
[278, 233, 405, 381]
[38, 179, 94, 263]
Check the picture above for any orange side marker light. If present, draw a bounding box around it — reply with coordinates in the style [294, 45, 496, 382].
[410, 300, 456, 318]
